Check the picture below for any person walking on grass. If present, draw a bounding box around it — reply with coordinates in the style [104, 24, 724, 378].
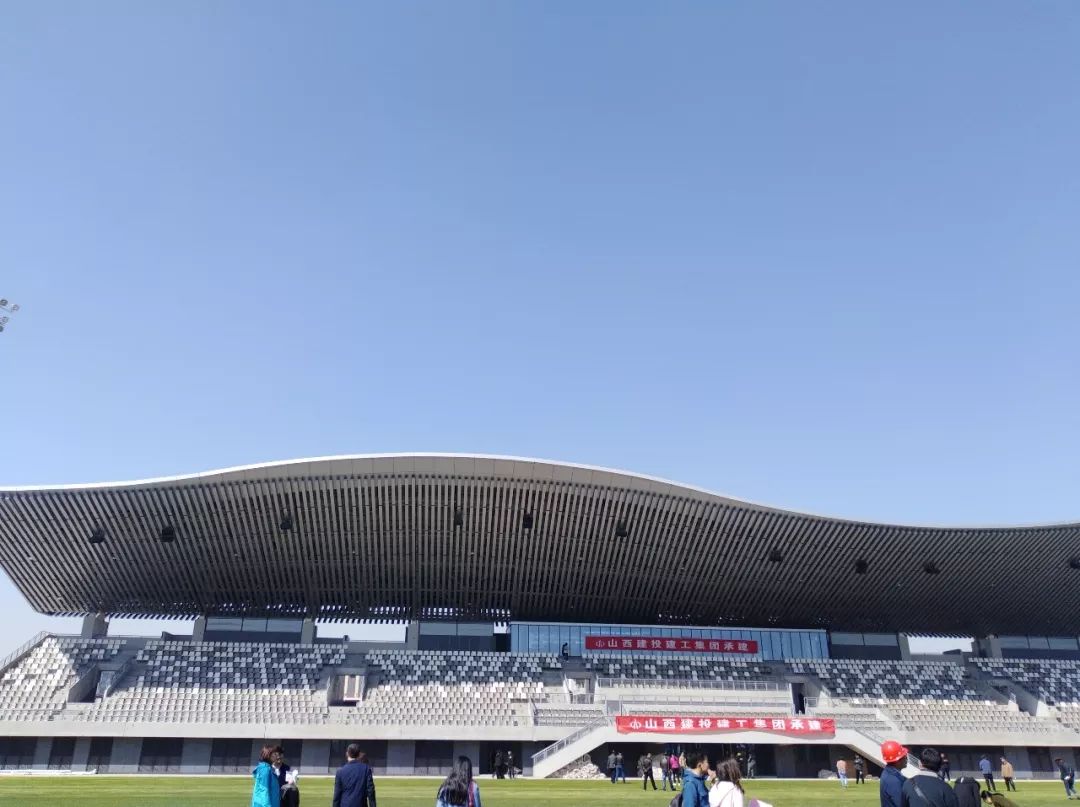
[435, 756, 481, 807]
[999, 758, 1014, 793]
[1057, 757, 1077, 799]
[252, 744, 281, 807]
[854, 754, 865, 785]
[978, 755, 995, 793]
[332, 743, 376, 807]
[615, 751, 626, 783]
[661, 752, 673, 791]
[640, 752, 657, 791]
[837, 758, 848, 788]
[607, 749, 617, 784]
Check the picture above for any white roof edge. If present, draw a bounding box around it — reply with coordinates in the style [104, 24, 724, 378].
[1, 452, 1077, 532]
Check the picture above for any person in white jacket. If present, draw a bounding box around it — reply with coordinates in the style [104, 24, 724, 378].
[709, 757, 773, 807]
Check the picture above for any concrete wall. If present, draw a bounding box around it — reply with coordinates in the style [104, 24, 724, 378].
[72, 737, 92, 772]
[452, 742, 480, 770]
[181, 738, 212, 774]
[31, 737, 52, 771]
[386, 740, 416, 776]
[301, 740, 331, 775]
[109, 738, 143, 774]
[774, 746, 796, 778]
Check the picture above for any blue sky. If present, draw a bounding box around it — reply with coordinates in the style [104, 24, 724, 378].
[2, 2, 1079, 656]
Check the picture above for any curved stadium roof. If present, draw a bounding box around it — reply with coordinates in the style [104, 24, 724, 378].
[0, 453, 1077, 636]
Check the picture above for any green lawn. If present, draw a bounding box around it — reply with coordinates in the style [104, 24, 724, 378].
[0, 777, 1066, 807]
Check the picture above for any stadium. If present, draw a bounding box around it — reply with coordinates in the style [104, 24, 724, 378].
[1, 453, 1080, 800]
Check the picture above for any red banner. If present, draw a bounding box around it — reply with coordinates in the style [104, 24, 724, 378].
[616, 715, 835, 737]
[585, 635, 759, 654]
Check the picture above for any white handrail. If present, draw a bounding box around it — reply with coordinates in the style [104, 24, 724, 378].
[0, 632, 48, 678]
[532, 715, 610, 764]
[598, 677, 783, 692]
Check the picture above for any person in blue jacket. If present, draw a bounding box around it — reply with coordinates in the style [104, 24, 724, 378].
[252, 744, 282, 807]
[681, 750, 711, 807]
[879, 740, 907, 807]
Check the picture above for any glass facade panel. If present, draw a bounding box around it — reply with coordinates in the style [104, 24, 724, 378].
[510, 621, 828, 659]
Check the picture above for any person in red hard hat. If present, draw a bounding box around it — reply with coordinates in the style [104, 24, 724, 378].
[880, 740, 908, 807]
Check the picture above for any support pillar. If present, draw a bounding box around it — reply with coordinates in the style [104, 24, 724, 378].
[108, 738, 142, 774]
[181, 738, 212, 774]
[31, 737, 52, 770]
[386, 740, 416, 775]
[192, 617, 207, 642]
[1005, 747, 1032, 779]
[81, 613, 108, 639]
[72, 737, 92, 772]
[301, 618, 316, 645]
[774, 746, 797, 778]
[897, 634, 912, 660]
[301, 740, 331, 775]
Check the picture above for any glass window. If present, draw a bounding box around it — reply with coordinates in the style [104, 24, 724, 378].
[864, 633, 899, 646]
[998, 636, 1029, 649]
[1049, 637, 1078, 650]
[830, 632, 864, 646]
[1028, 636, 1050, 650]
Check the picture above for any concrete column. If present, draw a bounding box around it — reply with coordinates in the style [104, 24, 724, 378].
[301, 619, 317, 645]
[181, 738, 212, 774]
[386, 740, 416, 776]
[72, 737, 92, 772]
[1004, 747, 1031, 779]
[192, 617, 207, 642]
[109, 738, 142, 774]
[897, 634, 912, 660]
[31, 737, 53, 770]
[453, 742, 480, 769]
[521, 742, 546, 777]
[774, 746, 797, 778]
[406, 622, 421, 650]
[301, 740, 331, 775]
[80, 613, 108, 639]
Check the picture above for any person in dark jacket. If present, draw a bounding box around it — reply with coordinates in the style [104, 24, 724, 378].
[953, 777, 981, 807]
[901, 747, 958, 807]
[940, 754, 951, 782]
[681, 750, 711, 807]
[1056, 757, 1077, 799]
[271, 746, 299, 807]
[640, 753, 656, 790]
[854, 754, 865, 784]
[332, 744, 376, 807]
[880, 740, 908, 807]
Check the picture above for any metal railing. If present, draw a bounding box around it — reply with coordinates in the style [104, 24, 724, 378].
[0, 632, 48, 679]
[597, 677, 784, 692]
[532, 715, 611, 764]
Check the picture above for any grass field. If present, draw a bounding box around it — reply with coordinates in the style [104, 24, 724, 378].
[0, 776, 1067, 806]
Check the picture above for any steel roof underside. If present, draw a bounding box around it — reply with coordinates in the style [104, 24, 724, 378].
[0, 454, 1077, 635]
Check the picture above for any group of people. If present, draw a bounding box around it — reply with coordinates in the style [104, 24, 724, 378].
[835, 754, 866, 787]
[491, 749, 515, 780]
[878, 742, 1037, 807]
[251, 745, 301, 807]
[675, 751, 772, 807]
[253, 747, 489, 807]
